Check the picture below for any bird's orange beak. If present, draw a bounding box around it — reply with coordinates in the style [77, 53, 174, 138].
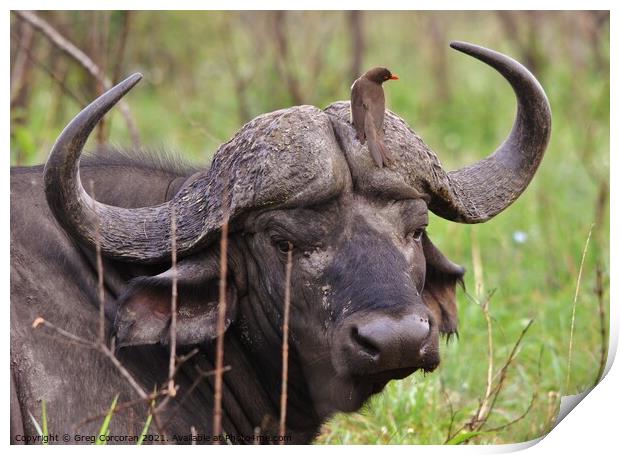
[390, 74, 399, 80]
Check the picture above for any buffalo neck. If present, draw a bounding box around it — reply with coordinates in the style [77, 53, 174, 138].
[156, 319, 322, 444]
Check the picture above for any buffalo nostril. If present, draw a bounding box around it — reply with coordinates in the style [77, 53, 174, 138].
[350, 326, 380, 358]
[410, 316, 430, 345]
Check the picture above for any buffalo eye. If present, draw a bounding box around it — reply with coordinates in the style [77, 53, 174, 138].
[407, 227, 426, 243]
[275, 239, 294, 254]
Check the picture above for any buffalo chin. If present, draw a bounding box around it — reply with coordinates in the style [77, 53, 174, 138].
[314, 367, 424, 418]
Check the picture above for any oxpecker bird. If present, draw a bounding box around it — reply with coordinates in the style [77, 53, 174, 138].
[350, 67, 399, 167]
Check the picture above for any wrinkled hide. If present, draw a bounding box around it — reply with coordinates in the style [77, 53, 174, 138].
[11, 42, 550, 444]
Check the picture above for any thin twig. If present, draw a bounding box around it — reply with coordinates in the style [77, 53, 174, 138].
[150, 402, 169, 445]
[32, 317, 148, 401]
[10, 30, 86, 106]
[190, 426, 197, 445]
[441, 378, 458, 443]
[167, 207, 178, 397]
[279, 243, 293, 443]
[464, 227, 490, 432]
[456, 301, 534, 438]
[213, 195, 230, 442]
[153, 354, 205, 429]
[476, 293, 495, 425]
[566, 224, 594, 391]
[484, 392, 537, 433]
[89, 180, 106, 345]
[13, 10, 141, 147]
[484, 319, 535, 424]
[173, 348, 199, 378]
[470, 228, 485, 299]
[160, 364, 231, 432]
[75, 390, 167, 430]
[484, 347, 542, 436]
[99, 344, 148, 400]
[253, 425, 261, 445]
[32, 318, 94, 348]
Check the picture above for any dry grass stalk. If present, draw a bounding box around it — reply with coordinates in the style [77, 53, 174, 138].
[485, 393, 537, 433]
[453, 285, 535, 442]
[75, 390, 167, 430]
[594, 261, 607, 385]
[146, 349, 200, 434]
[457, 226, 538, 441]
[161, 365, 231, 432]
[191, 426, 197, 445]
[213, 204, 230, 443]
[279, 244, 293, 443]
[544, 391, 561, 432]
[30, 198, 192, 443]
[466, 227, 492, 428]
[484, 319, 534, 417]
[477, 291, 495, 424]
[470, 228, 485, 299]
[31, 281, 185, 441]
[566, 223, 594, 391]
[32, 317, 148, 400]
[167, 207, 178, 397]
[88, 180, 106, 345]
[484, 346, 543, 435]
[440, 379, 458, 444]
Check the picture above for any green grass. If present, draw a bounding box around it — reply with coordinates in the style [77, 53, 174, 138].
[10, 11, 609, 445]
[95, 394, 119, 445]
[136, 395, 156, 445]
[27, 401, 49, 445]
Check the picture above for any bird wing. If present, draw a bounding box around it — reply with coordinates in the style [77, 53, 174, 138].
[350, 79, 366, 143]
[370, 86, 385, 133]
[364, 109, 384, 168]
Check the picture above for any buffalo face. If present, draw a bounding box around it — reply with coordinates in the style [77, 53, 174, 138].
[112, 191, 463, 419]
[239, 195, 463, 417]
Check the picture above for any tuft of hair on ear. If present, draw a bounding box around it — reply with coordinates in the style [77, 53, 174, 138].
[444, 330, 460, 344]
[422, 233, 465, 338]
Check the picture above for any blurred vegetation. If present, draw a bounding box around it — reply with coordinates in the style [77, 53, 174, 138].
[10, 10, 609, 445]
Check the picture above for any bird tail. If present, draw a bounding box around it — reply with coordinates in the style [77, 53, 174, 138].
[377, 135, 392, 165]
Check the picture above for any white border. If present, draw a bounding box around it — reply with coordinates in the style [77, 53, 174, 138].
[4, 2, 616, 452]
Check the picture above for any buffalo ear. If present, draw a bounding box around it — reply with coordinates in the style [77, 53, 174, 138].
[422, 233, 465, 337]
[113, 253, 237, 348]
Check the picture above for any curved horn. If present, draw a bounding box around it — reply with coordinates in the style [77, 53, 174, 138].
[44, 74, 349, 264]
[44, 74, 209, 263]
[427, 41, 552, 223]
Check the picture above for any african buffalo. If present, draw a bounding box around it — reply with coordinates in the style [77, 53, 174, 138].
[10, 42, 551, 444]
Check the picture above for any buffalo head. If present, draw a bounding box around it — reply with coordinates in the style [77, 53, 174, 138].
[43, 42, 550, 420]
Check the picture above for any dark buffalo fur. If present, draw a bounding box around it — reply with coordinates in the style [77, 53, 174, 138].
[11, 147, 464, 444]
